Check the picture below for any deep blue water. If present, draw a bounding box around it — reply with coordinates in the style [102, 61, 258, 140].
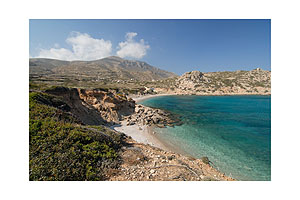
[140, 95, 271, 181]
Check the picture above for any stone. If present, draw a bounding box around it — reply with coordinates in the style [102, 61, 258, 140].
[153, 117, 160, 124]
[127, 120, 135, 126]
[201, 156, 210, 165]
[167, 155, 176, 160]
[201, 176, 217, 181]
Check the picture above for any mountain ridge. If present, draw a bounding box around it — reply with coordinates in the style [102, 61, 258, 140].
[29, 56, 271, 96]
[30, 56, 177, 81]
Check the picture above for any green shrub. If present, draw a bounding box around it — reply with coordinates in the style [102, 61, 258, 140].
[29, 91, 123, 181]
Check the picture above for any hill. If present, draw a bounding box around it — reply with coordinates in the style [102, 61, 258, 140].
[155, 68, 271, 95]
[29, 56, 177, 84]
[29, 57, 270, 96]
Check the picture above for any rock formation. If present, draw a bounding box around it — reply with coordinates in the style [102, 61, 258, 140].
[176, 71, 210, 91]
[45, 87, 135, 125]
[123, 104, 181, 127]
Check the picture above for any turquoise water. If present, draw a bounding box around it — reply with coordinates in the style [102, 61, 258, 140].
[140, 95, 271, 181]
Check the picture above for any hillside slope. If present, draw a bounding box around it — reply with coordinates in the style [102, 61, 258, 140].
[155, 68, 271, 95]
[29, 56, 177, 82]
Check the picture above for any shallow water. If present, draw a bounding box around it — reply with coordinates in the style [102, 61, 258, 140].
[140, 95, 271, 181]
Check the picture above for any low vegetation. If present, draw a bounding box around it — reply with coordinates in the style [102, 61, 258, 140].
[29, 91, 126, 180]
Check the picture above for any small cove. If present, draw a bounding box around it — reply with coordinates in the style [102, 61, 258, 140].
[139, 95, 271, 181]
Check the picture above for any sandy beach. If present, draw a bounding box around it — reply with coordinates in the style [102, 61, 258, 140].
[111, 120, 192, 158]
[111, 121, 171, 150]
[112, 94, 173, 152]
[112, 93, 186, 154]
[131, 93, 172, 103]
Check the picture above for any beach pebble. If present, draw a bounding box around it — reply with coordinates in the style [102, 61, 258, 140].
[167, 155, 175, 160]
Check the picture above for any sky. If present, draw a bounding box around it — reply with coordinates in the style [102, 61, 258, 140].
[30, 19, 271, 75]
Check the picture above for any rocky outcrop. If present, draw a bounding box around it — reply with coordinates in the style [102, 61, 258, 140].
[45, 87, 135, 125]
[78, 89, 135, 123]
[176, 71, 210, 91]
[123, 104, 181, 127]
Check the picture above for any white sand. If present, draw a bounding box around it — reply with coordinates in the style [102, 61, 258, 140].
[111, 121, 168, 150]
[131, 94, 172, 103]
[111, 94, 176, 152]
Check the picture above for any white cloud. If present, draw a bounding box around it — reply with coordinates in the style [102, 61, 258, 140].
[37, 32, 112, 61]
[116, 32, 150, 59]
[38, 48, 76, 60]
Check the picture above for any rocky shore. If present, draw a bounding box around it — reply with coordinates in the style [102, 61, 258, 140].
[122, 104, 182, 128]
[108, 135, 235, 181]
[112, 98, 235, 181]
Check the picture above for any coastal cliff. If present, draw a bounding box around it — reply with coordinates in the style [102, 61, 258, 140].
[30, 69, 271, 180]
[29, 86, 234, 181]
[45, 87, 135, 125]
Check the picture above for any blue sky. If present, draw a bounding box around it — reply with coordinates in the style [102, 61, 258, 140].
[30, 19, 270, 75]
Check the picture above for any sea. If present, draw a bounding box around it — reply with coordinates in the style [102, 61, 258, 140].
[139, 95, 271, 181]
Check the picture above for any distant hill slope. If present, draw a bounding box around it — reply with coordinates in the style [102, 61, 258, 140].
[155, 68, 271, 95]
[29, 56, 177, 81]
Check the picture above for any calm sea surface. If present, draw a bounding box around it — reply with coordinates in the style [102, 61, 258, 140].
[140, 95, 271, 181]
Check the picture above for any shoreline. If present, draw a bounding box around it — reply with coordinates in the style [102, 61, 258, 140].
[111, 121, 171, 151]
[125, 93, 271, 156]
[111, 119, 236, 180]
[110, 121, 235, 181]
[130, 93, 173, 103]
[131, 93, 271, 103]
[111, 121, 190, 157]
[115, 94, 270, 180]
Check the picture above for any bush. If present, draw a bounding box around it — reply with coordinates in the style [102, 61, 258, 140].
[29, 91, 124, 181]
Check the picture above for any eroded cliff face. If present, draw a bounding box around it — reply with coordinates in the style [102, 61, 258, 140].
[45, 87, 135, 125]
